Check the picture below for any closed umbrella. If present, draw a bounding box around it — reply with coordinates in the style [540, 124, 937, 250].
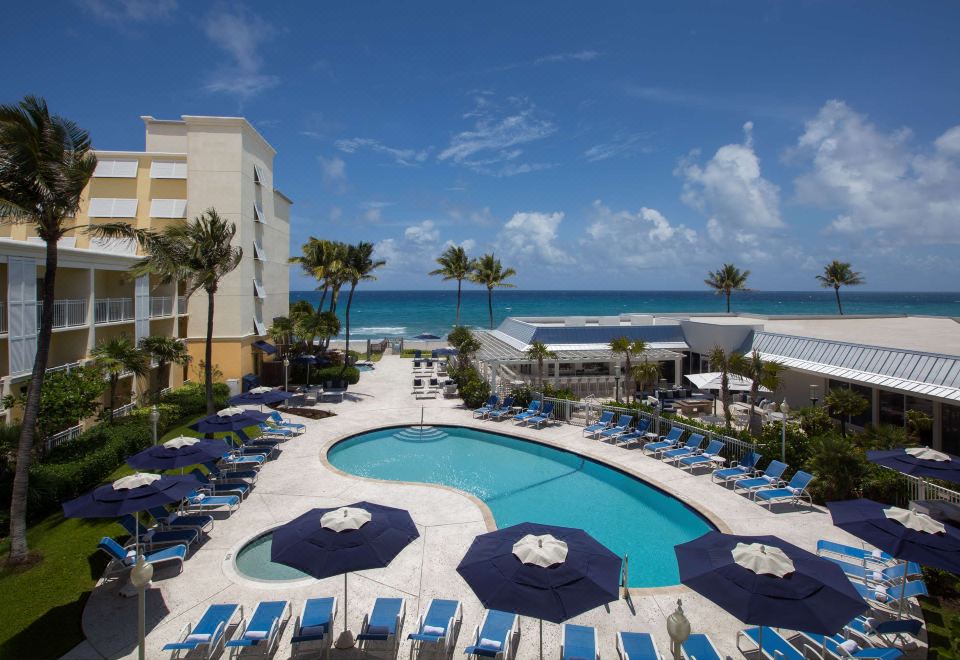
[271, 501, 419, 648]
[867, 447, 960, 485]
[675, 532, 867, 654]
[456, 522, 621, 659]
[127, 436, 230, 472]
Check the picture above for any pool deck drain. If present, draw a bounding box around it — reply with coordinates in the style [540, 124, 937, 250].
[75, 355, 924, 659]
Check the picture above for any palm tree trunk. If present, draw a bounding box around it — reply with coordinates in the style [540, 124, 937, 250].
[342, 283, 356, 376]
[749, 383, 759, 436]
[8, 238, 59, 562]
[834, 285, 843, 315]
[726, 290, 731, 313]
[108, 376, 117, 423]
[156, 359, 166, 404]
[625, 356, 633, 404]
[487, 287, 494, 329]
[205, 289, 215, 414]
[318, 285, 329, 313]
[456, 279, 462, 326]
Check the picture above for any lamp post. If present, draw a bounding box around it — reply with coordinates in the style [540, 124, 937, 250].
[129, 554, 154, 660]
[809, 384, 819, 408]
[149, 405, 160, 446]
[283, 357, 290, 392]
[614, 372, 621, 403]
[666, 598, 691, 660]
[780, 400, 791, 463]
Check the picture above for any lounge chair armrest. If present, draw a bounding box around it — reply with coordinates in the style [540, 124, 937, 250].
[177, 621, 192, 644]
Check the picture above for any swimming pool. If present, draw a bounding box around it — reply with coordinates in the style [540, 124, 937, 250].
[326, 425, 714, 587]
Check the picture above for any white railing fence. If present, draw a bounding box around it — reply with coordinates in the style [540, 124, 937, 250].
[37, 299, 88, 329]
[45, 424, 82, 452]
[94, 297, 134, 324]
[112, 401, 136, 418]
[149, 296, 173, 318]
[893, 469, 960, 506]
[46, 360, 83, 375]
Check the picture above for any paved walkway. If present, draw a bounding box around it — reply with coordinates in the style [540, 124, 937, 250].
[73, 355, 915, 659]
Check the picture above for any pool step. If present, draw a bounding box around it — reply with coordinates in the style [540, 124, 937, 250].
[393, 426, 449, 443]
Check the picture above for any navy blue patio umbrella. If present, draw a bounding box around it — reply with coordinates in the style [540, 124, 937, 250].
[292, 354, 319, 386]
[414, 333, 440, 340]
[867, 447, 960, 484]
[675, 532, 867, 653]
[127, 436, 230, 472]
[229, 387, 293, 407]
[190, 408, 270, 434]
[432, 348, 458, 357]
[456, 522, 621, 659]
[271, 501, 419, 648]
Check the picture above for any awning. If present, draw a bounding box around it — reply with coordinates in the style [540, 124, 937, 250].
[685, 372, 769, 393]
[252, 340, 277, 355]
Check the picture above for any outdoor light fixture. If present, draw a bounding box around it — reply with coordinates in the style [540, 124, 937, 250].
[283, 357, 290, 392]
[809, 384, 820, 407]
[666, 598, 691, 660]
[149, 405, 160, 446]
[780, 400, 791, 463]
[129, 554, 154, 660]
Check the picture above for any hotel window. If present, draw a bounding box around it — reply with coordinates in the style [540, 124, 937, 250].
[253, 164, 265, 185]
[906, 396, 934, 446]
[252, 240, 266, 261]
[149, 199, 187, 218]
[253, 278, 266, 299]
[150, 160, 187, 179]
[253, 203, 264, 223]
[878, 389, 905, 428]
[827, 379, 873, 428]
[942, 403, 960, 454]
[94, 158, 138, 178]
[88, 198, 138, 218]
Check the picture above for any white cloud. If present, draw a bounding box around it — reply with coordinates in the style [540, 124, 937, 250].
[76, 0, 176, 24]
[678, 121, 783, 232]
[335, 138, 429, 166]
[373, 238, 401, 265]
[404, 220, 440, 243]
[583, 132, 654, 162]
[318, 155, 347, 193]
[497, 211, 568, 266]
[202, 7, 279, 99]
[534, 50, 600, 65]
[439, 96, 556, 176]
[790, 100, 960, 243]
[582, 201, 698, 269]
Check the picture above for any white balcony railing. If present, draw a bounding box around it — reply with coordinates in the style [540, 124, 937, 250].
[94, 298, 134, 324]
[149, 296, 173, 318]
[0, 301, 6, 334]
[112, 402, 136, 418]
[46, 360, 83, 375]
[37, 299, 88, 329]
[45, 424, 83, 452]
[177, 297, 188, 314]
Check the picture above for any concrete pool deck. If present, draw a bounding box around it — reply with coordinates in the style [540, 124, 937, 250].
[72, 355, 923, 659]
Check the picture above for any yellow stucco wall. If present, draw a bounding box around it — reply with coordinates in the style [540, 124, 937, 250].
[186, 336, 257, 383]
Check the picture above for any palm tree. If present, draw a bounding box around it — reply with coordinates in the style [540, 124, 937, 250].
[92, 209, 242, 414]
[631, 360, 661, 401]
[732, 350, 787, 434]
[825, 387, 869, 437]
[470, 253, 516, 329]
[448, 326, 481, 371]
[290, 238, 345, 312]
[705, 263, 750, 313]
[526, 341, 558, 393]
[816, 261, 864, 315]
[429, 245, 473, 325]
[91, 337, 149, 422]
[0, 96, 97, 563]
[708, 346, 739, 429]
[140, 335, 191, 403]
[268, 316, 294, 357]
[609, 338, 647, 403]
[342, 242, 385, 373]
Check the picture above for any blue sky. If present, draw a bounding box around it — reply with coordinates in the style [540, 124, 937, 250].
[4, 1, 960, 291]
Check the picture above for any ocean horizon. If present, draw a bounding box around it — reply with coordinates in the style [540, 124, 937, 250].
[289, 289, 960, 340]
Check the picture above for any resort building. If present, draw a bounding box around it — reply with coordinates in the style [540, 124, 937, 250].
[478, 313, 960, 452]
[0, 115, 290, 422]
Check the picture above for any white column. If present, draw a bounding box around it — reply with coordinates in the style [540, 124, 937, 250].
[86, 268, 96, 354]
[134, 275, 150, 344]
[7, 257, 38, 376]
[674, 357, 682, 387]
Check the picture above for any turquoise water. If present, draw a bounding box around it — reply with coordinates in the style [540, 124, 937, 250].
[327, 425, 714, 587]
[292, 290, 960, 339]
[235, 532, 308, 581]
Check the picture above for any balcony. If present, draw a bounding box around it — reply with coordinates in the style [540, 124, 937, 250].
[94, 298, 134, 325]
[149, 296, 174, 318]
[37, 299, 88, 330]
[177, 297, 188, 315]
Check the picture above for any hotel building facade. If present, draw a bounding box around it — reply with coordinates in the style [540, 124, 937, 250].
[0, 115, 290, 422]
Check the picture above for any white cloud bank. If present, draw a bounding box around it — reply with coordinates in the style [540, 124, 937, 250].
[202, 6, 279, 99]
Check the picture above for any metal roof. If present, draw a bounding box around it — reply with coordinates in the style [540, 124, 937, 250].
[494, 317, 687, 347]
[747, 331, 960, 402]
[476, 331, 682, 364]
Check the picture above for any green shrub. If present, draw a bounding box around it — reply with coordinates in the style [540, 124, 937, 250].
[805, 432, 866, 502]
[459, 377, 491, 409]
[314, 365, 360, 386]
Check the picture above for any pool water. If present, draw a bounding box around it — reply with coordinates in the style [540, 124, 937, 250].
[235, 532, 309, 581]
[355, 364, 374, 372]
[327, 425, 713, 587]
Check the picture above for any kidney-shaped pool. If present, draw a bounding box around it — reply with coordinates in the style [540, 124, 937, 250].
[326, 425, 714, 587]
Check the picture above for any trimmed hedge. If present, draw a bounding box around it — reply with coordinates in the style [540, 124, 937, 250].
[0, 382, 229, 532]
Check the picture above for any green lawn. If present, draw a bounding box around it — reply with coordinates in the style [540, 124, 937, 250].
[921, 594, 960, 659]
[0, 417, 257, 659]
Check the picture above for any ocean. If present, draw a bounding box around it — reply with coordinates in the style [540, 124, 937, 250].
[289, 290, 960, 340]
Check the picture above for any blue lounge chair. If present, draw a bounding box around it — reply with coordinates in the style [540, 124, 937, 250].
[617, 631, 663, 660]
[474, 395, 500, 418]
[562, 624, 598, 660]
[269, 410, 306, 432]
[98, 536, 187, 577]
[291, 596, 337, 656]
[219, 451, 266, 470]
[525, 401, 555, 428]
[185, 490, 240, 514]
[464, 609, 519, 660]
[118, 514, 198, 549]
[711, 451, 762, 485]
[513, 401, 541, 423]
[258, 422, 294, 439]
[599, 414, 634, 441]
[358, 597, 405, 657]
[682, 634, 722, 660]
[190, 468, 251, 499]
[162, 602, 241, 659]
[737, 626, 804, 660]
[816, 540, 903, 569]
[225, 600, 290, 657]
[798, 630, 903, 660]
[822, 555, 922, 587]
[148, 506, 214, 534]
[488, 397, 517, 420]
[642, 427, 684, 456]
[584, 410, 615, 438]
[662, 433, 706, 463]
[679, 439, 726, 472]
[849, 580, 928, 611]
[845, 617, 923, 647]
[754, 470, 815, 508]
[615, 419, 651, 447]
[203, 461, 258, 484]
[732, 460, 788, 495]
[408, 598, 462, 657]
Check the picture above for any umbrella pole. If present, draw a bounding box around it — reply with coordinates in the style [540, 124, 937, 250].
[344, 572, 348, 633]
[539, 619, 543, 660]
[896, 560, 907, 620]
